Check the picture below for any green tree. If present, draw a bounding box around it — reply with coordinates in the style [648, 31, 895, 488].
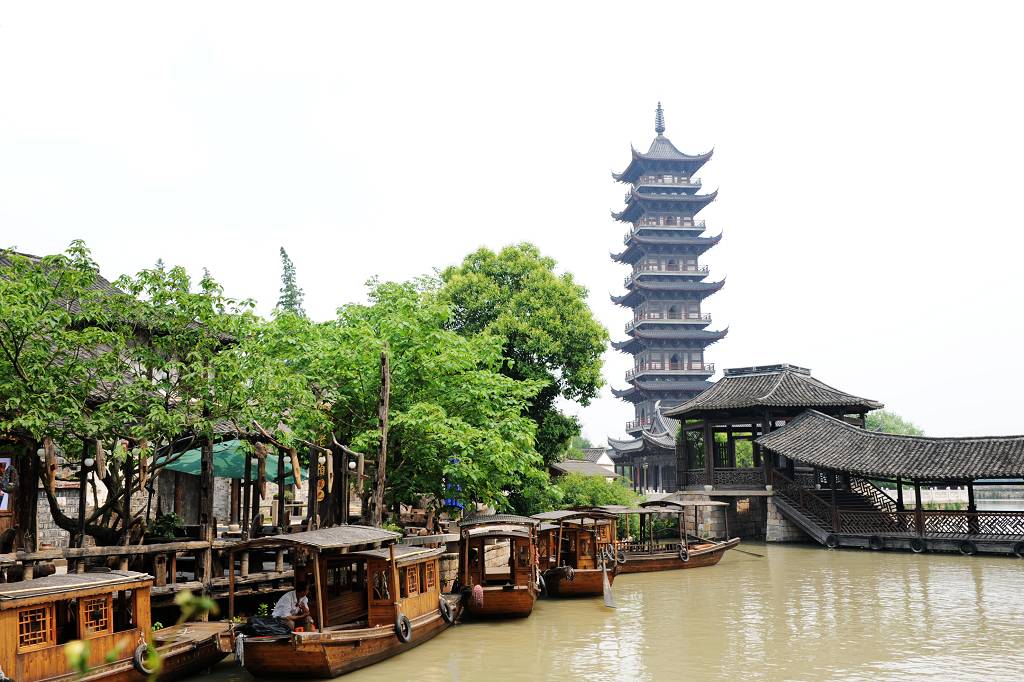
[866, 410, 924, 436]
[440, 244, 608, 464]
[276, 247, 305, 316]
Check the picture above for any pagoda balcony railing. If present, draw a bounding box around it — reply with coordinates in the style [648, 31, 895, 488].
[625, 312, 711, 331]
[625, 265, 709, 286]
[626, 363, 714, 381]
[625, 417, 652, 432]
[636, 176, 702, 188]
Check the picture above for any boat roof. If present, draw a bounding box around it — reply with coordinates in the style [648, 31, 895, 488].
[463, 524, 535, 539]
[531, 509, 618, 522]
[0, 570, 151, 607]
[538, 523, 559, 532]
[351, 545, 445, 567]
[239, 525, 399, 551]
[459, 514, 539, 529]
[640, 499, 729, 509]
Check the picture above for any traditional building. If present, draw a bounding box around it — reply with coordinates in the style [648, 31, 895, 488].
[607, 104, 727, 491]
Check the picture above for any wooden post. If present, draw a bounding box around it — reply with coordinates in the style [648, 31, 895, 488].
[895, 476, 905, 512]
[702, 421, 714, 486]
[275, 549, 285, 573]
[154, 554, 167, 586]
[240, 551, 249, 577]
[967, 481, 978, 534]
[242, 448, 253, 540]
[913, 480, 924, 536]
[311, 550, 324, 629]
[340, 449, 350, 525]
[388, 543, 400, 621]
[276, 448, 286, 534]
[228, 550, 235, 622]
[230, 479, 241, 526]
[199, 436, 214, 530]
[726, 426, 735, 468]
[556, 521, 565, 567]
[369, 352, 391, 527]
[78, 438, 89, 548]
[830, 471, 840, 533]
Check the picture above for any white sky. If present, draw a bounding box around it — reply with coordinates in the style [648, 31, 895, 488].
[2, 2, 1022, 441]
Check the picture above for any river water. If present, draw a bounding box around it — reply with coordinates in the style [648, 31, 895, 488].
[203, 541, 1024, 682]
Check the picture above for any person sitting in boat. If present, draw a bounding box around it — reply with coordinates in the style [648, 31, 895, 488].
[272, 582, 311, 630]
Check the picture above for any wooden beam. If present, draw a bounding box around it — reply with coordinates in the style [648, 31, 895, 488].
[276, 447, 286, 534]
[913, 479, 924, 536]
[242, 447, 253, 540]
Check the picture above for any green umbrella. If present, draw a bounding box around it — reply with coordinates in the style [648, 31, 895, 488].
[161, 439, 304, 484]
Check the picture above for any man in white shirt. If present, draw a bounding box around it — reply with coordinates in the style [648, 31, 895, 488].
[272, 582, 311, 630]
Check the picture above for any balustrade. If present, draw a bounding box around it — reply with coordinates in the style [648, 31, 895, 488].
[626, 363, 714, 380]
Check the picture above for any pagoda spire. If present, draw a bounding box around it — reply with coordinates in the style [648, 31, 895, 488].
[655, 102, 665, 135]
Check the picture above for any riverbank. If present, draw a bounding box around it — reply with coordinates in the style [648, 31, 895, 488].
[202, 542, 1023, 682]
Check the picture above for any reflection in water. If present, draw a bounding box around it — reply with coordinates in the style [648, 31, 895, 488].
[204, 543, 1024, 682]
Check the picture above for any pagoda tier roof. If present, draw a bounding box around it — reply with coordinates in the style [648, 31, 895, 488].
[663, 364, 883, 419]
[608, 429, 676, 455]
[611, 279, 725, 307]
[612, 188, 717, 223]
[757, 410, 1024, 481]
[612, 379, 714, 402]
[612, 327, 728, 353]
[613, 136, 714, 183]
[612, 233, 722, 263]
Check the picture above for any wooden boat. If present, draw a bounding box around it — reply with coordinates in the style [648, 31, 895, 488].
[231, 526, 458, 679]
[0, 569, 230, 682]
[455, 515, 540, 618]
[532, 510, 618, 597]
[596, 500, 740, 574]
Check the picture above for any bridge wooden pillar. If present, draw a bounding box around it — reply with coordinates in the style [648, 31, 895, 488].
[830, 470, 840, 533]
[702, 421, 714, 486]
[913, 479, 924, 536]
[895, 476, 905, 512]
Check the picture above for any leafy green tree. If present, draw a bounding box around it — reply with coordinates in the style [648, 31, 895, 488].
[866, 410, 924, 436]
[440, 244, 608, 464]
[565, 434, 593, 460]
[276, 247, 305, 316]
[553, 473, 639, 509]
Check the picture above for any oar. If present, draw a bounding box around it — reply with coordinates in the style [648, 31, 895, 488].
[731, 547, 766, 558]
[602, 562, 615, 608]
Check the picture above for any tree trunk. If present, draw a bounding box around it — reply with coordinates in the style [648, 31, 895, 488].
[199, 436, 214, 528]
[368, 352, 390, 527]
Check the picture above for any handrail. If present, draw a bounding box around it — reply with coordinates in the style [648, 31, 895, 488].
[626, 363, 714, 380]
[850, 476, 899, 514]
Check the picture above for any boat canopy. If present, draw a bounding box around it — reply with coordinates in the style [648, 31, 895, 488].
[459, 514, 539, 528]
[351, 546, 444, 567]
[237, 525, 399, 552]
[531, 509, 619, 522]
[0, 570, 152, 607]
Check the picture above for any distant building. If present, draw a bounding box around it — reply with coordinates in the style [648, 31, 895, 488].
[607, 104, 726, 492]
[549, 460, 619, 483]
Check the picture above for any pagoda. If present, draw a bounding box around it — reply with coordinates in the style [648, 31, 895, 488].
[607, 104, 727, 492]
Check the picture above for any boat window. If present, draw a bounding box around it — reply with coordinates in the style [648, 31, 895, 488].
[423, 561, 435, 591]
[371, 569, 391, 601]
[82, 595, 111, 638]
[54, 599, 79, 645]
[113, 591, 135, 633]
[406, 565, 419, 596]
[18, 605, 54, 651]
[516, 542, 531, 569]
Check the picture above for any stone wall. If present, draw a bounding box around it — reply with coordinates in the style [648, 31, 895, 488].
[440, 552, 459, 591]
[36, 484, 81, 549]
[727, 496, 767, 540]
[765, 496, 811, 542]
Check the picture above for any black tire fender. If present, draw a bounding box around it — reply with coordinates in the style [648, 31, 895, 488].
[909, 538, 926, 553]
[395, 613, 413, 643]
[678, 547, 690, 562]
[824, 534, 839, 549]
[616, 549, 627, 565]
[439, 597, 455, 625]
[132, 643, 156, 676]
[1012, 541, 1024, 558]
[958, 540, 977, 556]
[869, 536, 884, 551]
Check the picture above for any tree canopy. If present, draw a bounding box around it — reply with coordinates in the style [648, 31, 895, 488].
[276, 247, 306, 316]
[440, 243, 608, 463]
[866, 410, 924, 436]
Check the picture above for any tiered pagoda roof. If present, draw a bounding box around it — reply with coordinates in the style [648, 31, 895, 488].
[608, 405, 679, 455]
[611, 188, 718, 223]
[611, 279, 725, 307]
[612, 327, 728, 354]
[613, 379, 715, 403]
[611, 232, 722, 263]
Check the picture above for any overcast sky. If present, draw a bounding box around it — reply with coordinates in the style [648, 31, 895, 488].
[2, 2, 1022, 441]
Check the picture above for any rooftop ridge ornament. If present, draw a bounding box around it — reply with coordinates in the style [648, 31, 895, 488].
[654, 102, 665, 135]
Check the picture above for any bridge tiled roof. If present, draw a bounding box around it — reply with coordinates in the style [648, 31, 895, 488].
[757, 410, 1024, 480]
[663, 364, 881, 418]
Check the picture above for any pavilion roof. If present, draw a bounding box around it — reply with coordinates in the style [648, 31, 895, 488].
[612, 188, 718, 223]
[663, 364, 882, 418]
[611, 279, 725, 307]
[757, 410, 1024, 481]
[612, 328, 728, 353]
[550, 460, 617, 477]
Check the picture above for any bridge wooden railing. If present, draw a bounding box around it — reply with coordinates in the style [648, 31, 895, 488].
[833, 509, 1024, 539]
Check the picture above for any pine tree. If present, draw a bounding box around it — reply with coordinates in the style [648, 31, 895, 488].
[276, 247, 306, 316]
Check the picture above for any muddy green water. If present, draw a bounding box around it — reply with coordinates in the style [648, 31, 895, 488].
[203, 542, 1024, 681]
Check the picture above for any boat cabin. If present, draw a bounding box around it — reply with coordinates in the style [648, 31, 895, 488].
[457, 515, 540, 617]
[532, 510, 617, 571]
[351, 546, 445, 629]
[0, 570, 152, 681]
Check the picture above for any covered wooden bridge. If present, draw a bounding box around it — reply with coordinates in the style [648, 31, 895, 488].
[757, 410, 1024, 557]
